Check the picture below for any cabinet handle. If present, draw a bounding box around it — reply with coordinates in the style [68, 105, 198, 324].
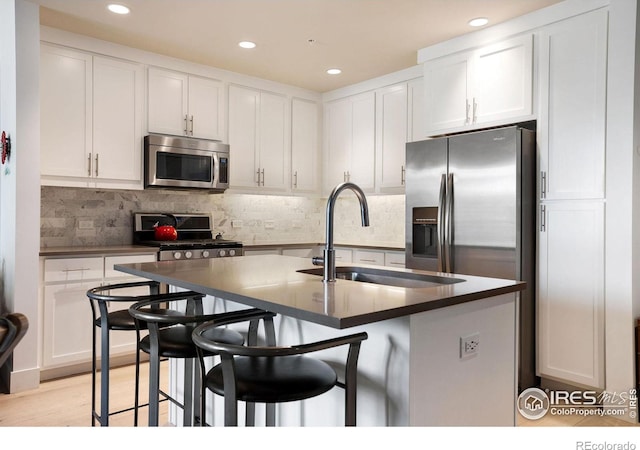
[541, 171, 547, 199]
[184, 115, 188, 135]
[87, 153, 92, 176]
[401, 165, 406, 185]
[189, 115, 194, 136]
[388, 261, 405, 266]
[261, 169, 265, 186]
[256, 168, 261, 186]
[359, 258, 377, 263]
[472, 98, 478, 123]
[293, 170, 298, 188]
[540, 205, 546, 232]
[95, 153, 99, 177]
[465, 99, 471, 124]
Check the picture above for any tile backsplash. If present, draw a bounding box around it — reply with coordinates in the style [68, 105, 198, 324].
[40, 186, 405, 248]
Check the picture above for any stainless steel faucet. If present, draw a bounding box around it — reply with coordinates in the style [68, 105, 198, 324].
[313, 182, 370, 282]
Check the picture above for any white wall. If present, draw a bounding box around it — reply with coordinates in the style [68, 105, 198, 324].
[0, 0, 41, 392]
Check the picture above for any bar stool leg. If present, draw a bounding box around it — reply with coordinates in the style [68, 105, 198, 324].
[134, 327, 141, 426]
[147, 323, 161, 427]
[99, 315, 110, 426]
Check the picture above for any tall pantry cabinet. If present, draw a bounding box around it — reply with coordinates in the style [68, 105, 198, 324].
[536, 9, 608, 389]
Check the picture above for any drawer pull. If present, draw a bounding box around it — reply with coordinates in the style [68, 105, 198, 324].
[359, 258, 377, 263]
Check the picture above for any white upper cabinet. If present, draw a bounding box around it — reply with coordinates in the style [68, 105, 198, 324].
[228, 85, 288, 192]
[423, 34, 533, 136]
[375, 83, 408, 193]
[40, 44, 144, 188]
[291, 98, 320, 194]
[148, 67, 224, 141]
[537, 9, 607, 200]
[408, 77, 426, 142]
[324, 91, 375, 193]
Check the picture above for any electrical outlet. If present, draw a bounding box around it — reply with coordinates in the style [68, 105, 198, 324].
[460, 333, 480, 359]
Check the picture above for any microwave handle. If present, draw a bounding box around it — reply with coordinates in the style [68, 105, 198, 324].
[213, 153, 220, 187]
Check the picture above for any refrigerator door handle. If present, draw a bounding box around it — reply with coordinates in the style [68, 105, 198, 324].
[437, 173, 447, 272]
[445, 173, 454, 273]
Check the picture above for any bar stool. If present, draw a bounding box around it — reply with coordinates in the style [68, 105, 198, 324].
[129, 296, 276, 427]
[192, 317, 368, 426]
[86, 280, 200, 426]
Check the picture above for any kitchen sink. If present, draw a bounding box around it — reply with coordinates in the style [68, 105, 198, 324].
[297, 266, 464, 289]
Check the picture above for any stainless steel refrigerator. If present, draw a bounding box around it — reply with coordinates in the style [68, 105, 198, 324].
[405, 125, 536, 391]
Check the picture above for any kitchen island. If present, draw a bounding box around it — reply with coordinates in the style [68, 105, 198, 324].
[116, 254, 525, 426]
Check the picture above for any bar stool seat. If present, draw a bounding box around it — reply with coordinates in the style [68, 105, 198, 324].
[206, 355, 338, 403]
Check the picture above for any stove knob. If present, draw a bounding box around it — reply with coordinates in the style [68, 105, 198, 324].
[173, 252, 182, 260]
[202, 250, 210, 258]
[219, 249, 227, 257]
[185, 251, 193, 259]
[229, 249, 236, 257]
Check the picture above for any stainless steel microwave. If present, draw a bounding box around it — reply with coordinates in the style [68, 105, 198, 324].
[144, 134, 229, 191]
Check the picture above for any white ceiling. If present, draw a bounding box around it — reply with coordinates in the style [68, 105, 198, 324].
[29, 0, 563, 93]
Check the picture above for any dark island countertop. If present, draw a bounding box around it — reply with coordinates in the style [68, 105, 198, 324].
[115, 254, 525, 329]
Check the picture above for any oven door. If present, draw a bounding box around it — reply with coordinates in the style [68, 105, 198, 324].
[145, 144, 228, 190]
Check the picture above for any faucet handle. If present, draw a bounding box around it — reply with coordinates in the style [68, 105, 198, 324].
[311, 256, 324, 266]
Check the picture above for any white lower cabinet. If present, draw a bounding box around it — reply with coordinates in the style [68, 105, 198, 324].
[353, 249, 385, 266]
[537, 200, 605, 389]
[42, 278, 100, 368]
[384, 251, 406, 268]
[41, 253, 156, 374]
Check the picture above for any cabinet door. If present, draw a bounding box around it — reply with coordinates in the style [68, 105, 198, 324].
[349, 91, 376, 191]
[324, 98, 352, 190]
[408, 78, 426, 142]
[473, 34, 533, 125]
[259, 92, 288, 191]
[43, 280, 97, 367]
[40, 44, 92, 179]
[228, 85, 259, 188]
[291, 98, 320, 193]
[93, 56, 144, 182]
[538, 201, 605, 389]
[148, 67, 188, 137]
[376, 83, 408, 192]
[188, 75, 224, 140]
[423, 52, 471, 135]
[538, 10, 607, 200]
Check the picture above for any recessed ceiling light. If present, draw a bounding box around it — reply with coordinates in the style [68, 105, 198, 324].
[327, 68, 342, 75]
[239, 41, 257, 49]
[107, 4, 130, 15]
[468, 17, 489, 27]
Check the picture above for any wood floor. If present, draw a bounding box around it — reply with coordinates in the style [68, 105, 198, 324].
[0, 361, 169, 427]
[0, 362, 636, 427]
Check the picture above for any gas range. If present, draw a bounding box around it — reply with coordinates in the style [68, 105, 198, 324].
[133, 213, 243, 261]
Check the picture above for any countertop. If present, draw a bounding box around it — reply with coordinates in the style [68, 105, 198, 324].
[115, 255, 525, 329]
[39, 245, 159, 257]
